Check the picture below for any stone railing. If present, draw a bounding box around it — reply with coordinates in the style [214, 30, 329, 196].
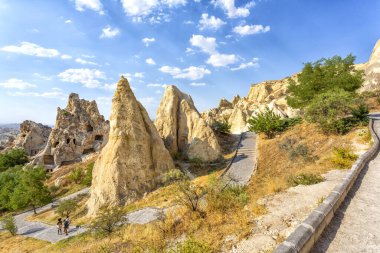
[274, 118, 379, 253]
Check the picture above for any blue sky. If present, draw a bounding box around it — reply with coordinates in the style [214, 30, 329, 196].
[0, 0, 379, 125]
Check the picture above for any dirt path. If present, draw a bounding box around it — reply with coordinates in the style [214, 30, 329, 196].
[312, 118, 380, 253]
[224, 132, 257, 185]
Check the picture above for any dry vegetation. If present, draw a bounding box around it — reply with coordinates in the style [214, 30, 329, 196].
[245, 121, 370, 216]
[1, 122, 372, 253]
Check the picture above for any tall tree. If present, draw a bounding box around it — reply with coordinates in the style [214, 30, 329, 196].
[10, 167, 52, 214]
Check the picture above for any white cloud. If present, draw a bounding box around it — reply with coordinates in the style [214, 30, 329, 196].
[100, 26, 120, 39]
[75, 58, 98, 65]
[145, 58, 156, 65]
[33, 73, 53, 81]
[61, 54, 72, 60]
[142, 37, 156, 46]
[231, 58, 259, 71]
[159, 66, 211, 80]
[233, 24, 270, 36]
[212, 0, 254, 18]
[199, 13, 226, 30]
[121, 72, 145, 82]
[147, 83, 167, 88]
[190, 82, 206, 86]
[101, 83, 117, 91]
[0, 78, 36, 90]
[120, 0, 186, 17]
[65, 19, 72, 24]
[74, 0, 104, 14]
[58, 68, 106, 88]
[134, 72, 144, 78]
[206, 53, 238, 67]
[1, 42, 60, 58]
[8, 91, 65, 99]
[190, 35, 217, 54]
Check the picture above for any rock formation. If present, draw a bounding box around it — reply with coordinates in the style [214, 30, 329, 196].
[155, 85, 222, 162]
[360, 39, 380, 92]
[33, 93, 109, 169]
[13, 120, 51, 156]
[87, 77, 175, 215]
[202, 76, 298, 134]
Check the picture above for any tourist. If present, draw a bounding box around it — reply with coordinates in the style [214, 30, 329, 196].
[63, 216, 70, 236]
[57, 218, 63, 235]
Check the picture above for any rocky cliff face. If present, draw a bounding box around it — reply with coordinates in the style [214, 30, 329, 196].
[13, 120, 51, 156]
[202, 76, 298, 134]
[155, 85, 222, 162]
[361, 39, 380, 92]
[33, 93, 109, 169]
[87, 77, 175, 216]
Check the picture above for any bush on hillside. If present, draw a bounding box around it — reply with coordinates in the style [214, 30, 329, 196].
[288, 173, 324, 186]
[56, 199, 78, 217]
[0, 148, 28, 172]
[82, 162, 94, 186]
[0, 213, 17, 236]
[171, 237, 213, 253]
[177, 180, 205, 213]
[90, 206, 126, 237]
[162, 168, 185, 185]
[306, 89, 368, 134]
[331, 147, 358, 169]
[286, 54, 364, 108]
[248, 107, 301, 138]
[212, 120, 231, 134]
[68, 167, 84, 184]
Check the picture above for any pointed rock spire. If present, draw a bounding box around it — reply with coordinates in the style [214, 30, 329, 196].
[87, 77, 174, 216]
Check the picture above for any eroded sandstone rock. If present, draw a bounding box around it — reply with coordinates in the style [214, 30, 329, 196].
[361, 39, 380, 92]
[13, 120, 51, 156]
[87, 77, 174, 215]
[33, 93, 109, 169]
[155, 85, 221, 162]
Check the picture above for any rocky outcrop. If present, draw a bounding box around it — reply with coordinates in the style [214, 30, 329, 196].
[218, 98, 233, 110]
[13, 120, 51, 156]
[361, 39, 380, 92]
[87, 77, 175, 216]
[155, 85, 222, 162]
[0, 127, 18, 152]
[202, 76, 298, 134]
[33, 93, 109, 169]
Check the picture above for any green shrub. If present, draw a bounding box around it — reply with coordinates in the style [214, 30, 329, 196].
[331, 147, 358, 169]
[206, 177, 249, 212]
[56, 199, 78, 217]
[288, 173, 324, 186]
[82, 162, 94, 186]
[278, 138, 316, 162]
[212, 120, 231, 134]
[162, 169, 185, 184]
[68, 167, 84, 184]
[90, 207, 126, 237]
[170, 237, 213, 253]
[248, 108, 300, 138]
[189, 157, 204, 169]
[0, 213, 17, 236]
[0, 148, 28, 172]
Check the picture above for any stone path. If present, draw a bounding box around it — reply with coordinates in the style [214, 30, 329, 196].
[312, 116, 380, 253]
[224, 132, 257, 185]
[12, 188, 90, 243]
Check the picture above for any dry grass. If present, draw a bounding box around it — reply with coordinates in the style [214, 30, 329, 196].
[245, 121, 370, 215]
[0, 232, 50, 253]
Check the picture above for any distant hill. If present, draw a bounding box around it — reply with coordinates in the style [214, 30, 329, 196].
[0, 123, 20, 130]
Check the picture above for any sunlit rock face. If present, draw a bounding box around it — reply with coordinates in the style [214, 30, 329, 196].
[13, 120, 51, 156]
[33, 93, 109, 169]
[361, 39, 380, 92]
[155, 85, 222, 162]
[87, 77, 174, 216]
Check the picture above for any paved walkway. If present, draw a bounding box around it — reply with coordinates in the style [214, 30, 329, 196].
[312, 117, 380, 253]
[224, 132, 257, 185]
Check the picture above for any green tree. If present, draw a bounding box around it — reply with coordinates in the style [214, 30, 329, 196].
[10, 167, 52, 214]
[56, 199, 78, 217]
[305, 89, 361, 133]
[286, 54, 363, 108]
[177, 180, 206, 212]
[89, 207, 126, 237]
[0, 148, 28, 172]
[68, 167, 84, 184]
[81, 162, 94, 186]
[0, 214, 17, 236]
[0, 167, 21, 211]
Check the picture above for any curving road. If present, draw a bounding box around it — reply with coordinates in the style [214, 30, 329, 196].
[312, 116, 380, 252]
[224, 132, 257, 185]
